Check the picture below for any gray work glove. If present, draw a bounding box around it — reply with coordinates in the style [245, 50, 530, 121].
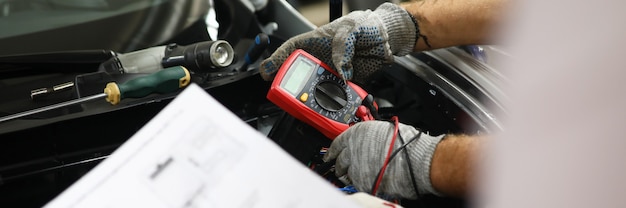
[260, 3, 417, 84]
[323, 121, 445, 199]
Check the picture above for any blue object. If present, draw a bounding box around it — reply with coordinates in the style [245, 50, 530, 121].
[245, 33, 270, 64]
[339, 185, 358, 194]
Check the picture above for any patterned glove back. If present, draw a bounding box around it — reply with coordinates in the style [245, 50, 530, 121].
[260, 3, 417, 84]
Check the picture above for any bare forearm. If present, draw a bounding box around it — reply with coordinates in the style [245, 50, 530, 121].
[429, 134, 484, 197]
[401, 0, 507, 51]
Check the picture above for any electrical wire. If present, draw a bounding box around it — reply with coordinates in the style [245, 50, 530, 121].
[400, 130, 422, 202]
[370, 117, 424, 201]
[371, 116, 400, 196]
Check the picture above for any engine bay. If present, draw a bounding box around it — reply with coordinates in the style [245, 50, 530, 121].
[0, 0, 505, 207]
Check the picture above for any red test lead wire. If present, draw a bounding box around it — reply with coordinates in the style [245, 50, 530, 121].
[371, 116, 400, 196]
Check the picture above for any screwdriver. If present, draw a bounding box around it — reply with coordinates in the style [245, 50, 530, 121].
[0, 66, 191, 123]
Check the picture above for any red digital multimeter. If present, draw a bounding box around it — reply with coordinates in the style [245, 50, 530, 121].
[267, 49, 375, 139]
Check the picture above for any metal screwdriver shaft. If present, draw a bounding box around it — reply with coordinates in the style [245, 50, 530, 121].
[0, 66, 191, 123]
[0, 94, 107, 123]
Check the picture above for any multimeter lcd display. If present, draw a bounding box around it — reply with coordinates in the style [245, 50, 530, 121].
[281, 57, 314, 96]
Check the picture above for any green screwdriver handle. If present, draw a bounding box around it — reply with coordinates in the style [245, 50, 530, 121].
[104, 66, 191, 105]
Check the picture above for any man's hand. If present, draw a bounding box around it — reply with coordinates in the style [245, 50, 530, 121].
[323, 121, 444, 199]
[259, 3, 417, 84]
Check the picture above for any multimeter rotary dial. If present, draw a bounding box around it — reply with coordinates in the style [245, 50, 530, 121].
[314, 81, 348, 111]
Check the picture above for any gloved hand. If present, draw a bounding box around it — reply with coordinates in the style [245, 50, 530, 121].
[323, 120, 445, 199]
[260, 3, 417, 84]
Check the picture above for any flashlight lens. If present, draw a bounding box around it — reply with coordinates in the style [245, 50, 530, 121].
[207, 40, 234, 68]
[213, 45, 230, 65]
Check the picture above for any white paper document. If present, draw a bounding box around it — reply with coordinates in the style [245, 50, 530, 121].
[45, 84, 360, 208]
